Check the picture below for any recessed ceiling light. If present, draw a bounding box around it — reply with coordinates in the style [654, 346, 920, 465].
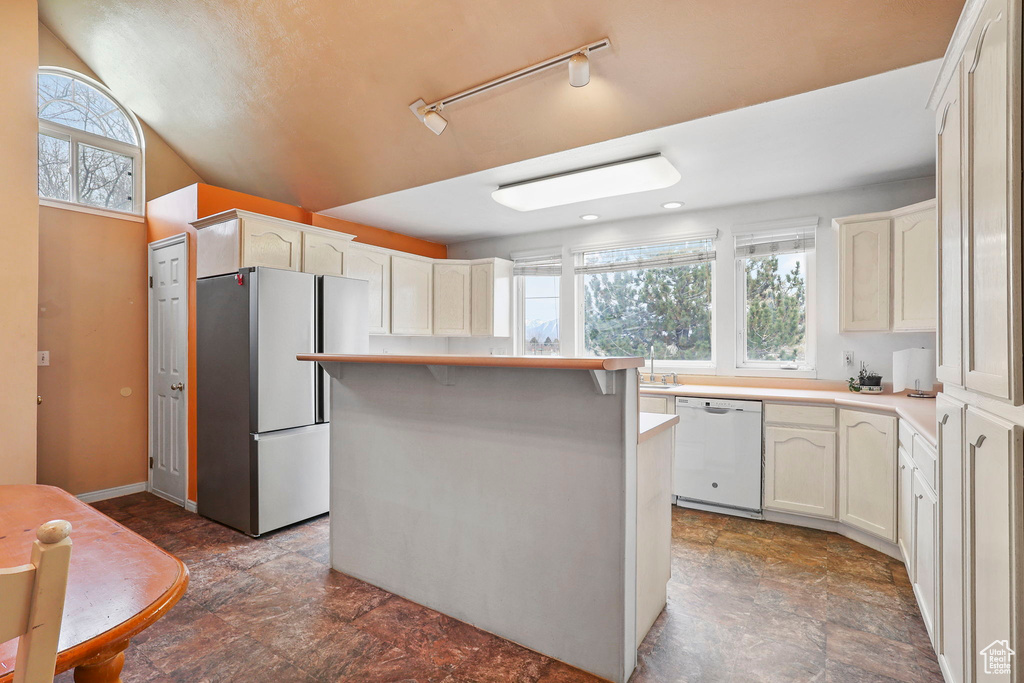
[492, 154, 681, 212]
[580, 214, 599, 221]
[662, 201, 684, 209]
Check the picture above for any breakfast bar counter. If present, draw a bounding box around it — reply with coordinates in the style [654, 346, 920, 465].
[299, 353, 652, 682]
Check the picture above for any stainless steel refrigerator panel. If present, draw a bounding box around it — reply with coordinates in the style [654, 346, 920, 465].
[318, 275, 370, 422]
[256, 424, 330, 534]
[255, 268, 316, 432]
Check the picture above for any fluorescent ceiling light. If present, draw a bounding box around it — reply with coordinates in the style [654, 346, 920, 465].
[580, 214, 599, 221]
[492, 155, 681, 212]
[662, 201, 684, 209]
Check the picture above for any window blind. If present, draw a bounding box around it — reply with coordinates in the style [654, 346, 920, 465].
[512, 255, 562, 277]
[734, 222, 816, 258]
[574, 238, 716, 275]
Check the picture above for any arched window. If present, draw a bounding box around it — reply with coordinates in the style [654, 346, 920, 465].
[37, 68, 144, 214]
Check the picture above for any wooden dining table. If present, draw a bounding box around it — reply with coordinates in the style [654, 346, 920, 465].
[0, 485, 188, 682]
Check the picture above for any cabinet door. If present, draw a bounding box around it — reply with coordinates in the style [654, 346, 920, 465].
[965, 407, 1020, 682]
[937, 394, 966, 683]
[302, 232, 348, 276]
[963, 0, 1022, 404]
[763, 426, 837, 519]
[240, 217, 302, 271]
[639, 395, 670, 414]
[391, 255, 433, 335]
[892, 206, 938, 331]
[898, 446, 916, 573]
[344, 246, 390, 334]
[840, 220, 891, 331]
[433, 263, 471, 336]
[838, 409, 897, 541]
[912, 469, 939, 646]
[936, 68, 964, 386]
[470, 262, 494, 336]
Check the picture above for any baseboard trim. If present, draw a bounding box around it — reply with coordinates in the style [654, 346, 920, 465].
[762, 509, 902, 561]
[185, 499, 197, 513]
[76, 482, 148, 504]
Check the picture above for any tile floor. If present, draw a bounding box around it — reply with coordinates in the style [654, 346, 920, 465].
[54, 494, 942, 683]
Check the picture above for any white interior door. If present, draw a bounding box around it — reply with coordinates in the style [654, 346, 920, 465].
[150, 235, 188, 505]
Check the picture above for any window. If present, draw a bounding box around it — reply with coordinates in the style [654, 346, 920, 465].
[514, 256, 562, 355]
[576, 238, 715, 365]
[37, 68, 143, 213]
[735, 223, 815, 369]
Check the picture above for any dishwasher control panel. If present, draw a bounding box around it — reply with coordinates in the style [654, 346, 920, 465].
[675, 396, 763, 413]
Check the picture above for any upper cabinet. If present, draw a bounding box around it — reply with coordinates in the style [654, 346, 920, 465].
[892, 206, 938, 331]
[835, 200, 936, 333]
[194, 210, 312, 278]
[433, 262, 472, 337]
[961, 0, 1022, 403]
[391, 255, 433, 336]
[471, 259, 513, 337]
[344, 245, 391, 335]
[302, 231, 353, 277]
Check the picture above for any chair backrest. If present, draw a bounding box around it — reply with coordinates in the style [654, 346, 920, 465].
[0, 520, 72, 683]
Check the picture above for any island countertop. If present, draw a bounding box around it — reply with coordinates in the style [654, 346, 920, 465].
[298, 353, 645, 371]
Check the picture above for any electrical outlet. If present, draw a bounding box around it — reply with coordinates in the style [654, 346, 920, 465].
[37, 351, 50, 366]
[842, 350, 854, 366]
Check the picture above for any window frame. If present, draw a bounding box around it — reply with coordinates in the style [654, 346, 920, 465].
[734, 246, 816, 374]
[513, 255, 563, 356]
[573, 238, 717, 371]
[37, 67, 145, 216]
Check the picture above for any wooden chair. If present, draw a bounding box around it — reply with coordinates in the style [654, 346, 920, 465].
[0, 520, 72, 683]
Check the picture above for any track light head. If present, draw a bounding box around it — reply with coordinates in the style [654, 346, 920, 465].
[568, 51, 590, 87]
[422, 108, 448, 135]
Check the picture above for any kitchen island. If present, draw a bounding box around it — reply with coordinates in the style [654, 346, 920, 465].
[297, 353, 660, 683]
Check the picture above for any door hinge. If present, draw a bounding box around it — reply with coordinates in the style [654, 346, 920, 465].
[149, 276, 153, 288]
[149, 456, 154, 469]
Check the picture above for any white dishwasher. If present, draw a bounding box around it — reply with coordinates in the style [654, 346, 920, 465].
[674, 397, 763, 518]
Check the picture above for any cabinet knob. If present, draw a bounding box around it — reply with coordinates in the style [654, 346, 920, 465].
[940, 414, 949, 425]
[900, 464, 906, 470]
[917, 493, 924, 500]
[973, 434, 987, 449]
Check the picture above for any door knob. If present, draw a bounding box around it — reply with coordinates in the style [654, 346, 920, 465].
[171, 382, 184, 391]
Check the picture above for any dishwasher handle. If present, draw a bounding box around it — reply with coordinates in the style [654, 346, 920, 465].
[702, 406, 731, 415]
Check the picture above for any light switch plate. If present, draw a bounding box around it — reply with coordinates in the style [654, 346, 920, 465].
[38, 351, 50, 366]
[842, 350, 854, 366]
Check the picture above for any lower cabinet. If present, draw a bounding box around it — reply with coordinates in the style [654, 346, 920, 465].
[639, 395, 671, 414]
[936, 394, 966, 683]
[898, 446, 915, 574]
[912, 468, 938, 646]
[838, 409, 897, 542]
[764, 426, 836, 518]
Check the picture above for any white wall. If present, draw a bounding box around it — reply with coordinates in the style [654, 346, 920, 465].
[446, 176, 937, 381]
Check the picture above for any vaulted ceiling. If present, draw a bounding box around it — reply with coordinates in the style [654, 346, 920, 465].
[38, 1, 964, 212]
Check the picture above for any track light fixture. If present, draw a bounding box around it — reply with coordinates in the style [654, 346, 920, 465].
[410, 38, 610, 135]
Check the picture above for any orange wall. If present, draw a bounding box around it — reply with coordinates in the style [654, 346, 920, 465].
[147, 183, 445, 502]
[0, 0, 40, 484]
[37, 206, 149, 494]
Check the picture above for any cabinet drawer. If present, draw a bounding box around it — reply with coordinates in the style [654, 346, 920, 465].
[912, 434, 937, 493]
[764, 403, 836, 428]
[898, 420, 915, 451]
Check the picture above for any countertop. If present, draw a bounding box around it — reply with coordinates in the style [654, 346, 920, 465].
[640, 383, 937, 445]
[298, 353, 645, 371]
[639, 412, 680, 444]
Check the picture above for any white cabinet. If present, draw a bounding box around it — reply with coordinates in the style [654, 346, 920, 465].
[898, 445, 915, 572]
[470, 259, 513, 337]
[391, 255, 433, 335]
[764, 426, 836, 519]
[302, 230, 354, 277]
[892, 207, 938, 331]
[961, 0, 1023, 404]
[344, 245, 391, 335]
[433, 262, 472, 336]
[194, 210, 310, 278]
[912, 467, 939, 647]
[838, 409, 897, 542]
[838, 219, 891, 331]
[965, 406, 1020, 682]
[936, 68, 964, 386]
[936, 394, 966, 683]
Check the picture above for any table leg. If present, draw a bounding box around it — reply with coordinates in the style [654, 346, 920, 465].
[73, 641, 129, 683]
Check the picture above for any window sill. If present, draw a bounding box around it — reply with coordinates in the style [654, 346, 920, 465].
[732, 366, 817, 379]
[39, 197, 144, 223]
